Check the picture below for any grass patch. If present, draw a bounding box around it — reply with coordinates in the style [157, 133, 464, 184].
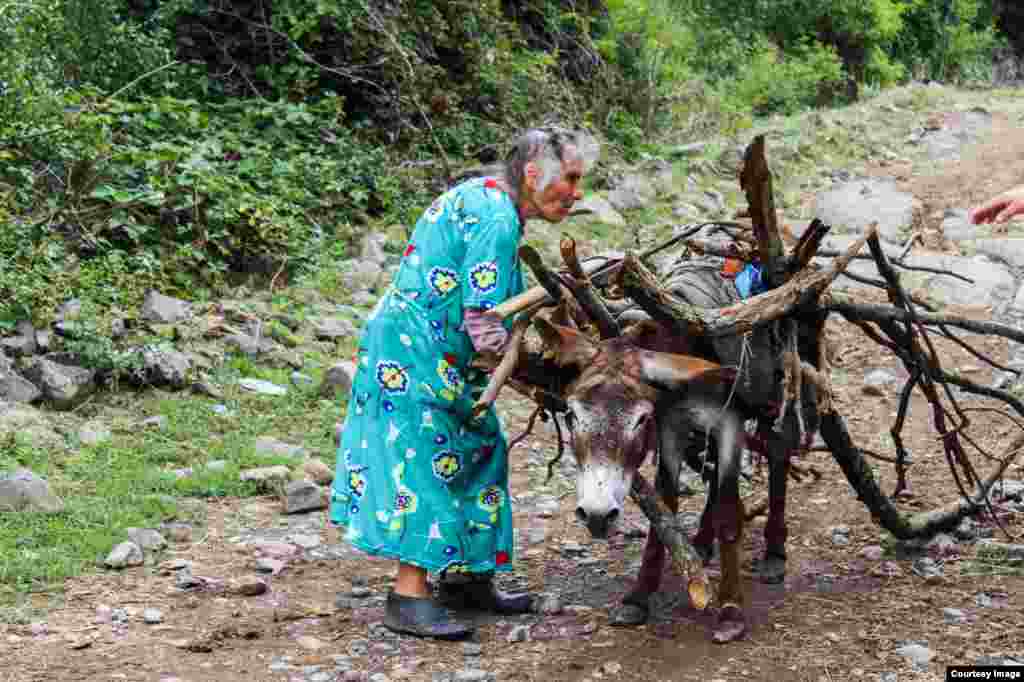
[0, 349, 346, 609]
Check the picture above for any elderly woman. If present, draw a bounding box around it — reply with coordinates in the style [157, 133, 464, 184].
[331, 127, 591, 639]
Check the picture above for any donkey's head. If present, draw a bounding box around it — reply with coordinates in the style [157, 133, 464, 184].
[534, 317, 735, 538]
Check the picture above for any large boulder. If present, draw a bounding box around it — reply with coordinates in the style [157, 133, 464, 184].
[607, 173, 656, 213]
[319, 361, 357, 399]
[0, 468, 64, 513]
[0, 320, 37, 357]
[140, 290, 192, 324]
[0, 355, 42, 403]
[340, 260, 384, 293]
[142, 347, 192, 388]
[905, 253, 1015, 308]
[569, 196, 626, 227]
[0, 402, 63, 448]
[814, 179, 920, 245]
[21, 354, 95, 410]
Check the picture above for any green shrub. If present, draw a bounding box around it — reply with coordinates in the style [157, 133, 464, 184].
[725, 40, 846, 116]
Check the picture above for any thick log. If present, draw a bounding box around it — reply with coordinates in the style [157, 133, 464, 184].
[559, 236, 621, 339]
[618, 226, 875, 339]
[818, 410, 1016, 538]
[630, 473, 712, 610]
[740, 135, 787, 288]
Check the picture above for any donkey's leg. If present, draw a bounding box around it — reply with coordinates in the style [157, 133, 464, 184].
[753, 418, 795, 584]
[612, 490, 678, 626]
[709, 406, 747, 643]
[713, 496, 747, 643]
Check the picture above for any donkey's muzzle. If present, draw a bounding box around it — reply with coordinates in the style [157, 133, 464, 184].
[576, 506, 620, 539]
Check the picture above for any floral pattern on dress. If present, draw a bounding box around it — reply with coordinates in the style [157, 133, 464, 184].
[432, 450, 461, 483]
[428, 267, 458, 297]
[375, 360, 409, 394]
[468, 261, 499, 295]
[436, 353, 465, 401]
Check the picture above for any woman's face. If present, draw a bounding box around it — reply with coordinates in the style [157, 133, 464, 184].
[531, 151, 585, 223]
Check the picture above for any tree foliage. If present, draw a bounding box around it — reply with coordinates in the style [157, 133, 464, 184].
[0, 0, 1012, 323]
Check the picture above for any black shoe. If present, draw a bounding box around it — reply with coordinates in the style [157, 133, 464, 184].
[383, 591, 475, 640]
[439, 578, 533, 615]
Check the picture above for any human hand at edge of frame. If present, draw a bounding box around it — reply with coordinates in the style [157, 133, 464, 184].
[970, 184, 1024, 225]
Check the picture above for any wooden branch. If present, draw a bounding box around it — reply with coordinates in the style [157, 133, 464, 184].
[819, 410, 1018, 539]
[471, 315, 533, 417]
[630, 473, 712, 610]
[559, 236, 621, 339]
[789, 218, 831, 274]
[824, 296, 1024, 345]
[740, 135, 787, 288]
[618, 226, 875, 339]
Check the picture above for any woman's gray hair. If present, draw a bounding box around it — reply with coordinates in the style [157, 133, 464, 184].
[501, 127, 597, 201]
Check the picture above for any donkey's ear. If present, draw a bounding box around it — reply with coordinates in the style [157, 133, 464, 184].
[636, 351, 737, 392]
[533, 316, 599, 368]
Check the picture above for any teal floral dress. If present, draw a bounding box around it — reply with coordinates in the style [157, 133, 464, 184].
[331, 177, 525, 577]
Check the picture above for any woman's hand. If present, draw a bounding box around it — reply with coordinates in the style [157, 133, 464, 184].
[971, 185, 1024, 225]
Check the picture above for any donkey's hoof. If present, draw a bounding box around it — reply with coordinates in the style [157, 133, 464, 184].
[752, 555, 786, 584]
[610, 603, 649, 626]
[711, 603, 747, 644]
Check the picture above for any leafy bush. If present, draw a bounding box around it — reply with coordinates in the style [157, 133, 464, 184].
[725, 40, 846, 116]
[1, 91, 415, 323]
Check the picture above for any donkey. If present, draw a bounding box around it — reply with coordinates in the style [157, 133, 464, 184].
[533, 316, 751, 643]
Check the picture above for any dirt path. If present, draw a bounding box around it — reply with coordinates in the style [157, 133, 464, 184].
[4, 88, 1024, 682]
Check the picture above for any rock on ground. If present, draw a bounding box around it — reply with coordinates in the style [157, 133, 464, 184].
[814, 179, 920, 245]
[284, 480, 328, 514]
[105, 541, 144, 569]
[0, 468, 65, 513]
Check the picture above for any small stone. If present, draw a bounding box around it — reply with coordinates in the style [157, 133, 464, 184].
[369, 674, 392, 682]
[231, 578, 269, 596]
[238, 378, 287, 396]
[126, 528, 167, 551]
[105, 541, 144, 569]
[297, 635, 326, 651]
[454, 671, 488, 682]
[927, 533, 958, 557]
[601, 662, 623, 675]
[252, 541, 298, 558]
[348, 639, 369, 656]
[310, 673, 334, 682]
[303, 458, 334, 486]
[860, 545, 884, 561]
[287, 533, 321, 550]
[894, 643, 933, 669]
[165, 523, 192, 543]
[350, 585, 372, 599]
[462, 642, 482, 657]
[111, 608, 129, 623]
[533, 593, 563, 615]
[95, 605, 113, 624]
[143, 608, 164, 624]
[290, 372, 315, 387]
[139, 415, 167, 429]
[911, 557, 943, 582]
[254, 436, 305, 459]
[506, 624, 530, 643]
[239, 465, 291, 484]
[284, 479, 327, 514]
[175, 568, 203, 590]
[863, 370, 898, 397]
[943, 608, 967, 624]
[879, 674, 898, 682]
[256, 558, 285, 575]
